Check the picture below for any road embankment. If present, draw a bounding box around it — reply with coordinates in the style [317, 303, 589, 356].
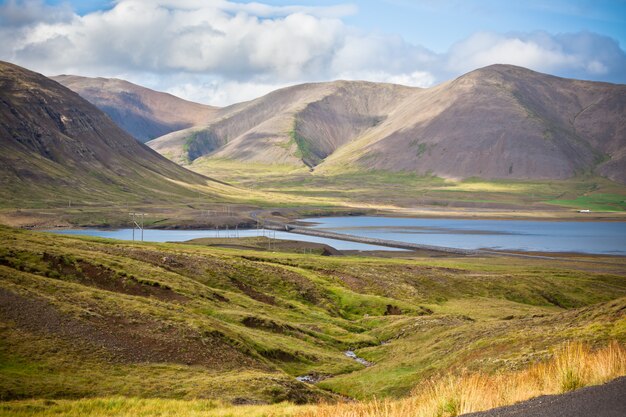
[263, 223, 480, 255]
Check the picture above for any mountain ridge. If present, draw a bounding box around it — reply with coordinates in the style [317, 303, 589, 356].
[0, 61, 227, 207]
[319, 64, 625, 181]
[53, 64, 626, 183]
[52, 74, 219, 143]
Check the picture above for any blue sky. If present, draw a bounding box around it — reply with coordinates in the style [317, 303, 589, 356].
[274, 0, 626, 51]
[44, 0, 626, 51]
[2, 0, 625, 105]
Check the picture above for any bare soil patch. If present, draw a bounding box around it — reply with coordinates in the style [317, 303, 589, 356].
[0, 287, 261, 370]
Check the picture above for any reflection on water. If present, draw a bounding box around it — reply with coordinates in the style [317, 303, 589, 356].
[301, 217, 626, 255]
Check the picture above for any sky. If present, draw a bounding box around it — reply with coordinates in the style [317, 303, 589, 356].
[1, 0, 625, 105]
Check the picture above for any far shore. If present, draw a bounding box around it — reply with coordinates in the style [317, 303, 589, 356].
[2, 203, 626, 231]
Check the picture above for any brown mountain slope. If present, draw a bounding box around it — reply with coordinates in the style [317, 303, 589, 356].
[147, 65, 625, 183]
[52, 75, 218, 142]
[323, 65, 626, 181]
[0, 61, 226, 207]
[147, 81, 416, 166]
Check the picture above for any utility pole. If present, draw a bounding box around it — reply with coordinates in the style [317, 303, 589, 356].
[129, 212, 145, 242]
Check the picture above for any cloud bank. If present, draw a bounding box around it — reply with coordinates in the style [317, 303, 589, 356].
[1, 0, 625, 105]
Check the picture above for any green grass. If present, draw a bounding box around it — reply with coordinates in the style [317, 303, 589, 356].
[11, 156, 612, 228]
[547, 193, 626, 212]
[188, 159, 626, 214]
[290, 127, 320, 167]
[1, 226, 625, 405]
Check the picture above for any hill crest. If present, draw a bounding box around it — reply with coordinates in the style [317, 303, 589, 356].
[147, 64, 625, 182]
[52, 74, 219, 143]
[0, 60, 226, 207]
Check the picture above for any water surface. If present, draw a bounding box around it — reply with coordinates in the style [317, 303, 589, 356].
[46, 228, 396, 251]
[46, 217, 626, 255]
[300, 217, 626, 255]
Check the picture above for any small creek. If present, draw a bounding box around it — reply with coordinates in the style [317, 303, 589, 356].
[296, 350, 372, 384]
[344, 350, 372, 367]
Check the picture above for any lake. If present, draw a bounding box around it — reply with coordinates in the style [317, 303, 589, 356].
[46, 228, 398, 251]
[299, 217, 626, 255]
[46, 217, 626, 255]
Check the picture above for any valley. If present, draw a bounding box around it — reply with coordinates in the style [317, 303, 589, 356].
[0, 57, 625, 417]
[46, 63, 626, 227]
[1, 227, 625, 408]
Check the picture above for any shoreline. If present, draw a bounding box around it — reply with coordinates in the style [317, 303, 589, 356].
[295, 209, 626, 223]
[40, 224, 626, 259]
[3, 203, 626, 233]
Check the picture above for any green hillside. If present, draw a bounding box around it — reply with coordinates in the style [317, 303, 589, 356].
[1, 226, 625, 407]
[191, 158, 626, 215]
[0, 61, 235, 210]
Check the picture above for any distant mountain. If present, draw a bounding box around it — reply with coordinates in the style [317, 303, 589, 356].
[325, 65, 626, 182]
[0, 61, 224, 206]
[147, 65, 626, 183]
[147, 80, 414, 166]
[52, 75, 218, 143]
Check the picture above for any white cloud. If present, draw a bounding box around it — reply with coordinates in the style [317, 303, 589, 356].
[331, 32, 436, 75]
[161, 76, 294, 106]
[446, 31, 626, 82]
[1, 0, 355, 79]
[0, 0, 624, 106]
[0, 0, 73, 27]
[337, 70, 435, 88]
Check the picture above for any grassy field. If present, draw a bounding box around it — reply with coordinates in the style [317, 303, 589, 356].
[191, 158, 626, 215]
[0, 225, 625, 415]
[2, 158, 625, 230]
[301, 341, 626, 417]
[185, 236, 340, 255]
[2, 341, 624, 416]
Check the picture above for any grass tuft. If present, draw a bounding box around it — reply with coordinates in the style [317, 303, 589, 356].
[298, 341, 626, 417]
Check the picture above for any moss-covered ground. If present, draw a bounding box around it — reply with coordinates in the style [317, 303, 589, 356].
[191, 159, 626, 215]
[1, 225, 624, 411]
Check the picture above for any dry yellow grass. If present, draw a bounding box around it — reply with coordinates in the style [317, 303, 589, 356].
[0, 398, 311, 417]
[298, 341, 626, 417]
[1, 342, 623, 417]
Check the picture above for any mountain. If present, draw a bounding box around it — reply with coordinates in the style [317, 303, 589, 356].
[147, 65, 626, 183]
[52, 75, 218, 143]
[324, 65, 626, 182]
[0, 61, 225, 207]
[148, 80, 415, 166]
